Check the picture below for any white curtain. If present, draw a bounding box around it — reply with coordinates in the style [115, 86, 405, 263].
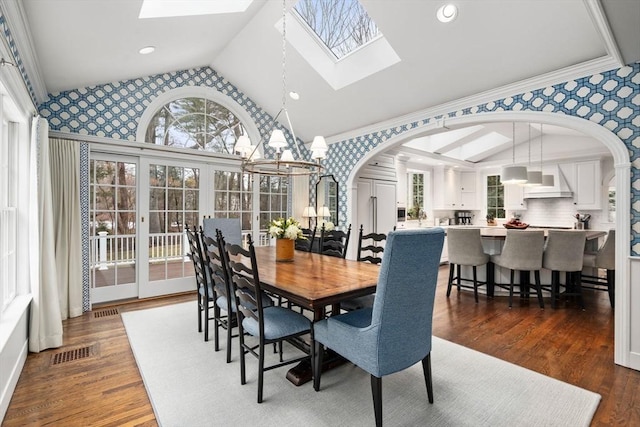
[29, 117, 63, 352]
[50, 138, 83, 319]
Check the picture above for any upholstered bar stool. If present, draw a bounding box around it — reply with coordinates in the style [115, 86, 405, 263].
[490, 230, 545, 308]
[542, 230, 587, 309]
[446, 228, 490, 303]
[582, 230, 615, 308]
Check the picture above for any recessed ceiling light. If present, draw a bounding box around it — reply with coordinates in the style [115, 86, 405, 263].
[289, 91, 300, 101]
[436, 4, 458, 23]
[139, 46, 155, 55]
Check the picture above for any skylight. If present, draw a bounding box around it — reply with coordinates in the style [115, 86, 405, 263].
[139, 0, 253, 19]
[293, 0, 381, 59]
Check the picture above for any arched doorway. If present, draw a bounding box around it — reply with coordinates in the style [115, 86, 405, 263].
[346, 111, 632, 368]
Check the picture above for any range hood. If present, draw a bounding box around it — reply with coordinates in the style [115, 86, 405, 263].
[523, 165, 573, 198]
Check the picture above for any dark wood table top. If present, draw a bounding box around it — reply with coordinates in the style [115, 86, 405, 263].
[252, 246, 380, 319]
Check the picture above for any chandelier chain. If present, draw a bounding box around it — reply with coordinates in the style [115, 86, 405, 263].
[281, 0, 287, 110]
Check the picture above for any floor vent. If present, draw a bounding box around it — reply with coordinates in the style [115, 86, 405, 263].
[52, 346, 93, 365]
[94, 307, 119, 318]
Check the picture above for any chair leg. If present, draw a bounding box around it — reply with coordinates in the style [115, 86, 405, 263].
[370, 375, 383, 427]
[204, 298, 210, 342]
[257, 342, 265, 403]
[446, 263, 455, 297]
[508, 269, 515, 308]
[313, 341, 324, 392]
[607, 270, 615, 308]
[421, 353, 434, 404]
[197, 292, 203, 333]
[239, 325, 247, 386]
[226, 313, 233, 363]
[472, 266, 479, 303]
[574, 272, 585, 310]
[534, 270, 544, 309]
[456, 264, 462, 291]
[551, 270, 559, 309]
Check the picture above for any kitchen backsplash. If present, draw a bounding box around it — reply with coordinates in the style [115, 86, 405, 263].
[514, 198, 612, 230]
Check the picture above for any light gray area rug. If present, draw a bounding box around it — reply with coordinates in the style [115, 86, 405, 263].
[122, 302, 600, 427]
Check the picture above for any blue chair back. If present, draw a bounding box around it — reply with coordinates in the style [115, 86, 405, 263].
[203, 218, 242, 246]
[370, 228, 444, 376]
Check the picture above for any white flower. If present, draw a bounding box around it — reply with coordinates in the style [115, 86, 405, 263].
[323, 221, 335, 231]
[284, 224, 300, 240]
[268, 225, 283, 238]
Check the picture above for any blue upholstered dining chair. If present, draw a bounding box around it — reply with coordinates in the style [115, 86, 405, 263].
[313, 228, 445, 427]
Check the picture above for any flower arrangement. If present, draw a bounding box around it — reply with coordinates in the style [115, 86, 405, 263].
[268, 217, 305, 240]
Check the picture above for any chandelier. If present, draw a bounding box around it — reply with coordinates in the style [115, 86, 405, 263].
[235, 0, 327, 177]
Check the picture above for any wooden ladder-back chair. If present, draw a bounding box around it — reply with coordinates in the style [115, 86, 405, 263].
[225, 235, 313, 403]
[320, 224, 352, 258]
[185, 224, 215, 341]
[201, 229, 237, 362]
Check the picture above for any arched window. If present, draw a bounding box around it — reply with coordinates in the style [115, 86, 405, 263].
[144, 97, 246, 154]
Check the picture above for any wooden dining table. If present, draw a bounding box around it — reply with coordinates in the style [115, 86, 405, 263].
[252, 246, 380, 321]
[251, 246, 381, 385]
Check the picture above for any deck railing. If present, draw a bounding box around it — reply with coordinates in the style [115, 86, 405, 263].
[90, 230, 270, 270]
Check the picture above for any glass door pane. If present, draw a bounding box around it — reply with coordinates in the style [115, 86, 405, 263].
[89, 157, 138, 303]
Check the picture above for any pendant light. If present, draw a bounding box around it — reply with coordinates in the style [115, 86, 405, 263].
[524, 123, 542, 186]
[501, 123, 528, 184]
[540, 124, 555, 187]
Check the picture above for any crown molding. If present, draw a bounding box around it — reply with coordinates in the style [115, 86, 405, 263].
[584, 0, 624, 67]
[0, 0, 48, 103]
[326, 55, 622, 145]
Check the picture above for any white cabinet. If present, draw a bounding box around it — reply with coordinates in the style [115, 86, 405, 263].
[559, 160, 602, 210]
[458, 172, 477, 209]
[433, 168, 478, 209]
[504, 184, 527, 211]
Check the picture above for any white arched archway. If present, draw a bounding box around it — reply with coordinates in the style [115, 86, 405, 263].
[346, 111, 632, 368]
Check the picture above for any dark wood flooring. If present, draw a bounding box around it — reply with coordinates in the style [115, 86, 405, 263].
[3, 266, 639, 426]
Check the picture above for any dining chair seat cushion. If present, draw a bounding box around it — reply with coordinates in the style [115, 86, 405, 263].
[198, 282, 215, 300]
[216, 291, 273, 313]
[242, 306, 311, 340]
[315, 304, 418, 377]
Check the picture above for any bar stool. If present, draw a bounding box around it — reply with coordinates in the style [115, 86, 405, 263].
[542, 230, 587, 309]
[446, 228, 490, 303]
[490, 230, 545, 308]
[582, 230, 615, 308]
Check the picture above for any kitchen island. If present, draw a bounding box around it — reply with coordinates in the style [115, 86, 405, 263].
[432, 226, 609, 298]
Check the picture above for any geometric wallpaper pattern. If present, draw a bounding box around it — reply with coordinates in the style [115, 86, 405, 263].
[39, 63, 640, 255]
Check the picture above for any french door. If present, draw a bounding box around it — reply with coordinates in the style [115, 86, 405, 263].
[138, 158, 203, 298]
[89, 154, 140, 303]
[89, 151, 281, 303]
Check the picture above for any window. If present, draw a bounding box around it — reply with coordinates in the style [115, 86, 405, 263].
[213, 171, 253, 232]
[608, 177, 615, 223]
[259, 176, 289, 231]
[144, 97, 246, 154]
[0, 111, 18, 312]
[408, 173, 424, 219]
[487, 175, 505, 219]
[294, 0, 381, 59]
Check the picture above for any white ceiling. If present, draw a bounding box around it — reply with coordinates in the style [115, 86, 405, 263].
[12, 0, 640, 155]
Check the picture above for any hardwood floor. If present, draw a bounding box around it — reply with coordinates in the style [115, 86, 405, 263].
[3, 266, 639, 426]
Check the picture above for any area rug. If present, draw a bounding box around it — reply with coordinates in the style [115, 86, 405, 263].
[122, 302, 600, 427]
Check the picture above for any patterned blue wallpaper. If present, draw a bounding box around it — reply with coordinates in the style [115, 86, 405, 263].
[39, 63, 640, 256]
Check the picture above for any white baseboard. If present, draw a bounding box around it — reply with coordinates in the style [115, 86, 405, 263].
[0, 338, 28, 423]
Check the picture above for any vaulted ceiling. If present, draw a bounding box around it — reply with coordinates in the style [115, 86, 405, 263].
[9, 0, 640, 157]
